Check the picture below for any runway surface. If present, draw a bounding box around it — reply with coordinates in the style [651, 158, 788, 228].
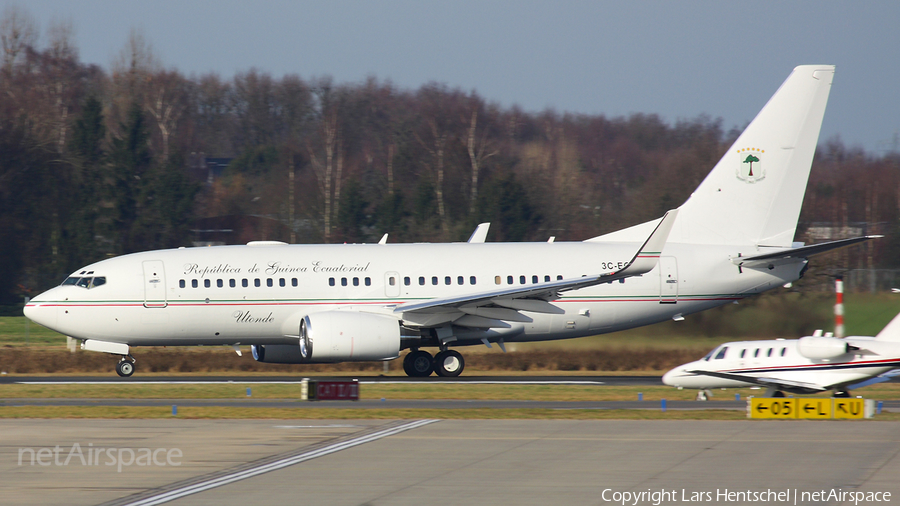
[4, 419, 899, 506]
[0, 375, 663, 386]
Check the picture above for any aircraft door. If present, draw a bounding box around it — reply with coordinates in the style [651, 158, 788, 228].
[142, 260, 167, 308]
[659, 256, 678, 304]
[384, 271, 400, 298]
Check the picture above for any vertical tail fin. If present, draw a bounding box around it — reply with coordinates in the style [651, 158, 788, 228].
[669, 65, 834, 246]
[875, 312, 900, 342]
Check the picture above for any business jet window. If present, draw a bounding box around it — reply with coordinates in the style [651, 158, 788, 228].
[767, 348, 773, 357]
[702, 349, 715, 361]
[754, 348, 760, 358]
[740, 349, 746, 358]
[714, 346, 728, 359]
[780, 347, 787, 357]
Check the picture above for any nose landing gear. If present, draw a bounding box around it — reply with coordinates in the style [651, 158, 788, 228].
[115, 356, 136, 377]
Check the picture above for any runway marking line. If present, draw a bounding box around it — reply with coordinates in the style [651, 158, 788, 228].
[103, 419, 439, 506]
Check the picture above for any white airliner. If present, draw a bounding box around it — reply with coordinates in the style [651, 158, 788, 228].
[662, 312, 900, 398]
[24, 65, 873, 378]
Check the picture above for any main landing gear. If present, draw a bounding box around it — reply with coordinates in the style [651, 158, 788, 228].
[402, 349, 465, 377]
[115, 356, 136, 377]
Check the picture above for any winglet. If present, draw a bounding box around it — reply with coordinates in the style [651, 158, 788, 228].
[468, 223, 490, 243]
[378, 233, 388, 245]
[618, 209, 678, 276]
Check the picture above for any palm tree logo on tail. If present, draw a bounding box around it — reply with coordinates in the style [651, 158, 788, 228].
[736, 148, 765, 183]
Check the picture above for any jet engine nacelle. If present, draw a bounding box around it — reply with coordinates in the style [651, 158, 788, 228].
[797, 336, 853, 360]
[252, 311, 401, 364]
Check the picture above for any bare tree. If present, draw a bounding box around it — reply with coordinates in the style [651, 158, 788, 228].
[144, 70, 187, 160]
[0, 4, 36, 74]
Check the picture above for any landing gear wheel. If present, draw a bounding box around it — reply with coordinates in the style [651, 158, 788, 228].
[116, 359, 135, 377]
[404, 350, 434, 377]
[434, 350, 465, 377]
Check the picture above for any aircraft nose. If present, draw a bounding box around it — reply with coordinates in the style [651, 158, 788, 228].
[24, 291, 58, 328]
[661, 369, 677, 386]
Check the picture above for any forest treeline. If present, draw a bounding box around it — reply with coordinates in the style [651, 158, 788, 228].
[1, 7, 899, 305]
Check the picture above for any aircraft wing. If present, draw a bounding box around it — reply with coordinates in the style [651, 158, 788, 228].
[393, 209, 677, 327]
[732, 236, 881, 268]
[686, 369, 827, 394]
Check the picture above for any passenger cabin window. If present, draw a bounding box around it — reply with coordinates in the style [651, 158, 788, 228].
[204, 279, 211, 288]
[329, 277, 335, 286]
[780, 347, 787, 357]
[470, 276, 476, 285]
[519, 275, 526, 284]
[556, 275, 563, 280]
[389, 276, 396, 286]
[217, 279, 223, 288]
[754, 348, 760, 358]
[242, 279, 248, 288]
[444, 276, 451, 285]
[279, 278, 285, 287]
[457, 276, 464, 285]
[419, 276, 425, 286]
[740, 349, 746, 358]
[767, 348, 773, 357]
[267, 279, 273, 287]
[495, 276, 501, 285]
[532, 275, 538, 284]
[341, 278, 348, 286]
[179, 280, 186, 288]
[432, 276, 438, 286]
[714, 346, 728, 360]
[192, 280, 198, 288]
[544, 275, 550, 282]
[404, 276, 411, 286]
[353, 277, 359, 286]
[365, 277, 371, 286]
[254, 279, 261, 287]
[292, 278, 298, 287]
[507, 276, 513, 285]
[230, 279, 236, 288]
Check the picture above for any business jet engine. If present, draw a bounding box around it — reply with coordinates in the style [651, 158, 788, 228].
[796, 336, 856, 360]
[251, 311, 401, 364]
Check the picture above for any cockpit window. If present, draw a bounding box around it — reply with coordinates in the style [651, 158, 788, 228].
[61, 275, 107, 289]
[714, 346, 728, 360]
[702, 349, 716, 361]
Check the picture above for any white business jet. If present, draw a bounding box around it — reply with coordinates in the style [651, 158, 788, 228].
[25, 65, 873, 378]
[662, 312, 900, 398]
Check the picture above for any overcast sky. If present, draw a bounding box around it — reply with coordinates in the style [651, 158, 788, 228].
[8, 0, 900, 154]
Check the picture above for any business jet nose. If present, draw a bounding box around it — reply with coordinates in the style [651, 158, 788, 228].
[24, 291, 58, 328]
[661, 368, 678, 386]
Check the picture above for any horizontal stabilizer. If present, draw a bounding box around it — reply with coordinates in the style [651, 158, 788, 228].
[731, 236, 880, 267]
